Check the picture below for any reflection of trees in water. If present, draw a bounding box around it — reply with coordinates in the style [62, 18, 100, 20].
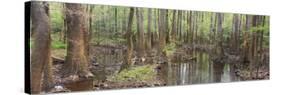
[212, 63, 225, 82]
[159, 51, 240, 85]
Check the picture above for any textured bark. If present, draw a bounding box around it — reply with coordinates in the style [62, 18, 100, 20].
[64, 3, 91, 77]
[42, 2, 54, 92]
[31, 1, 52, 94]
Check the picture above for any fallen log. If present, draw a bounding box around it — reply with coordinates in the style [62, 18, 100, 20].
[52, 56, 65, 64]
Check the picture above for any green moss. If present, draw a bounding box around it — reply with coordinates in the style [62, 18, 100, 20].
[109, 65, 157, 82]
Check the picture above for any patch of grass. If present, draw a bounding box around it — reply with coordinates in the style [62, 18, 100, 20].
[109, 65, 157, 82]
[163, 43, 176, 56]
[51, 40, 66, 49]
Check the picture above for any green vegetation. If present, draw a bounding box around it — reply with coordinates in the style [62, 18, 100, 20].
[51, 40, 66, 49]
[163, 43, 177, 56]
[109, 65, 157, 82]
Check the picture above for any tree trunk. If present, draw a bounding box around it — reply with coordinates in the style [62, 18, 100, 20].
[171, 10, 177, 43]
[114, 8, 118, 33]
[64, 3, 92, 77]
[62, 4, 67, 43]
[31, 1, 52, 93]
[147, 9, 152, 50]
[159, 9, 167, 52]
[136, 8, 145, 57]
[42, 2, 54, 92]
[120, 8, 135, 71]
[216, 13, 224, 57]
[189, 11, 193, 44]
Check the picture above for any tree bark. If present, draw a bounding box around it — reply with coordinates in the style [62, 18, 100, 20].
[31, 1, 52, 93]
[64, 3, 92, 77]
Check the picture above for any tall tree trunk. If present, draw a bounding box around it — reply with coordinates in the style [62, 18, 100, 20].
[42, 2, 54, 92]
[189, 11, 193, 44]
[216, 13, 224, 57]
[120, 8, 135, 71]
[31, 2, 52, 93]
[62, 4, 67, 43]
[250, 15, 259, 78]
[64, 3, 92, 78]
[209, 13, 215, 44]
[114, 8, 118, 33]
[147, 9, 152, 50]
[136, 8, 145, 57]
[165, 10, 170, 44]
[159, 9, 167, 52]
[243, 15, 251, 63]
[171, 10, 177, 43]
[177, 11, 182, 42]
[152, 9, 158, 48]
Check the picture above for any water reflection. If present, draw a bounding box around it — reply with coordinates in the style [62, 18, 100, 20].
[160, 51, 240, 85]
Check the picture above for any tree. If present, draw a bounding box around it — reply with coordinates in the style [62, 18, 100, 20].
[216, 13, 224, 57]
[159, 9, 167, 51]
[114, 8, 118, 33]
[120, 7, 135, 71]
[232, 14, 240, 53]
[136, 8, 145, 57]
[171, 10, 177, 43]
[63, 3, 92, 78]
[177, 11, 182, 42]
[147, 8, 152, 50]
[31, 1, 53, 93]
[61, 4, 67, 43]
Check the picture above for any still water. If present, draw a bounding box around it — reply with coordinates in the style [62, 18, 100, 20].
[64, 50, 240, 91]
[159, 51, 240, 85]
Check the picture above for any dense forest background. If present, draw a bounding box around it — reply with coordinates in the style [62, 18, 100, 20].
[29, 2, 269, 94]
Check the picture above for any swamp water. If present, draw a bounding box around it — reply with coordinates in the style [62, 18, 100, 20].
[64, 50, 240, 91]
[159, 52, 240, 86]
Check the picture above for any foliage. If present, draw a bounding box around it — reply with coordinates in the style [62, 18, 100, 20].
[109, 65, 157, 82]
[250, 25, 270, 33]
[50, 3, 63, 33]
